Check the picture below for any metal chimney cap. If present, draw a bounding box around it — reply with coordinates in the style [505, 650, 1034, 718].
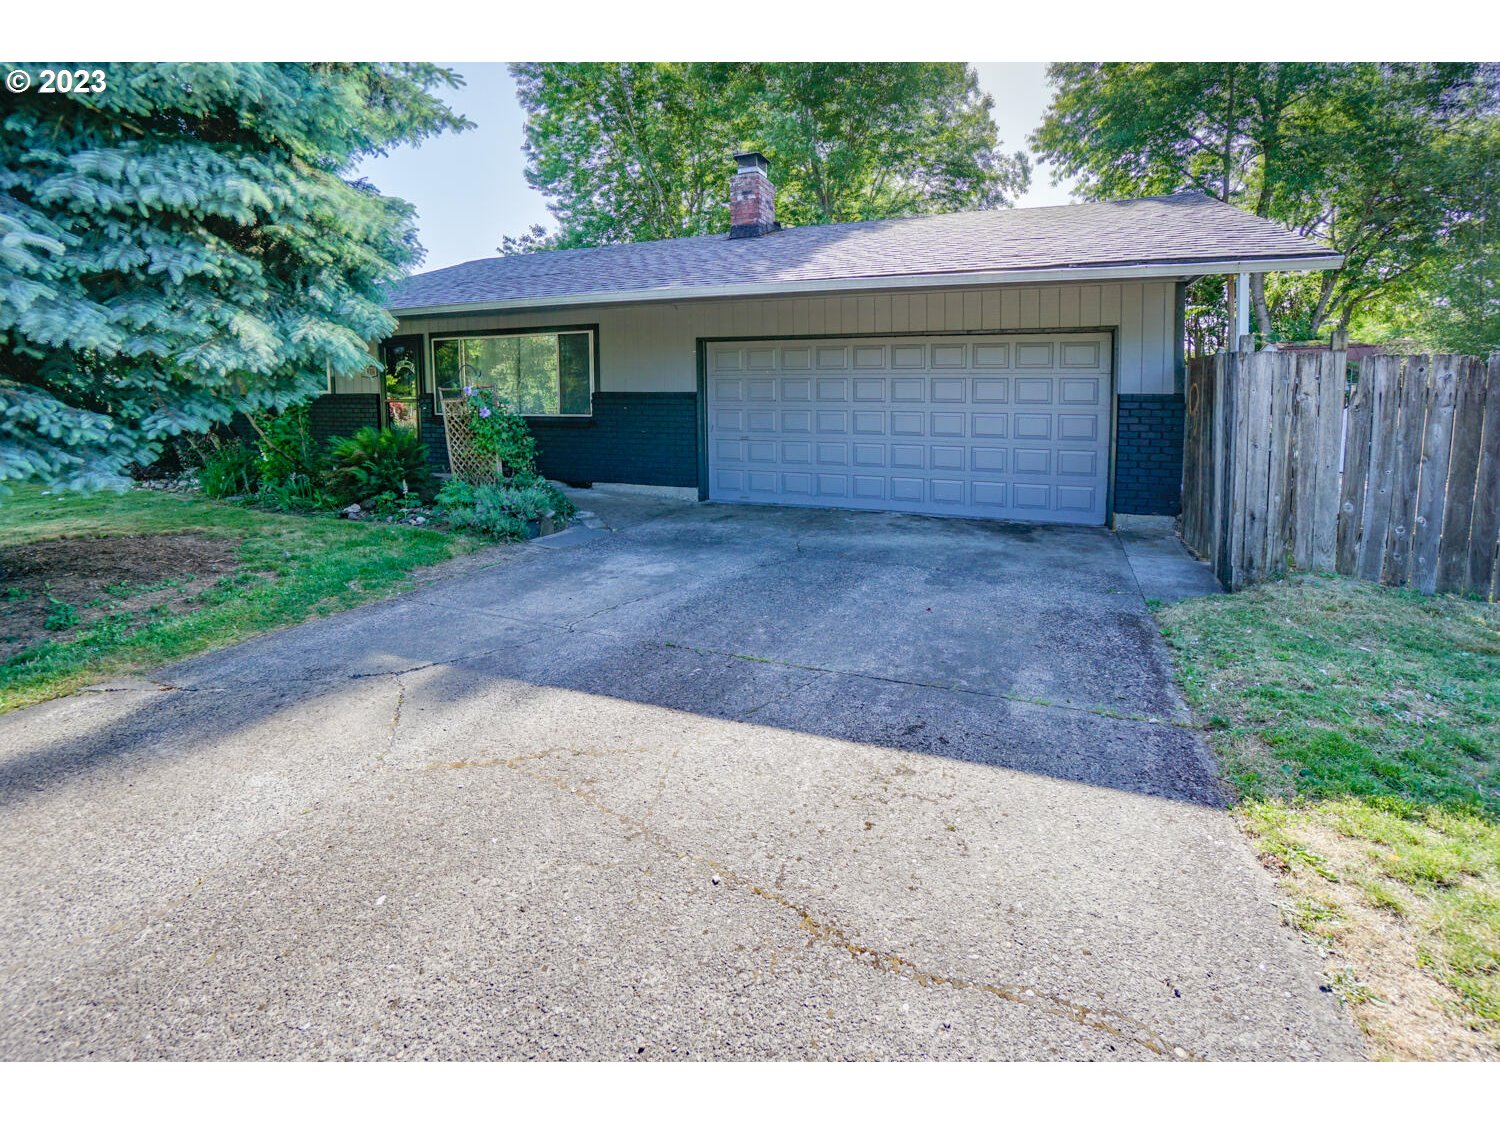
[733, 151, 770, 174]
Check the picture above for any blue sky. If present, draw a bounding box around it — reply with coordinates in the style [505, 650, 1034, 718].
[355, 62, 1078, 274]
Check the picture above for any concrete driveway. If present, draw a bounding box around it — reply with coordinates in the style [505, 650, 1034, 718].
[0, 493, 1361, 1060]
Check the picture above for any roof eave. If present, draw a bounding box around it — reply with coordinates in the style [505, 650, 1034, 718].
[386, 253, 1343, 318]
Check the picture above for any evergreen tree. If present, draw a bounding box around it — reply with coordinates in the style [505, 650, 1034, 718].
[0, 62, 469, 490]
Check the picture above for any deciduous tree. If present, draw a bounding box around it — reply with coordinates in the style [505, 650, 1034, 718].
[506, 62, 1028, 250]
[1033, 62, 1497, 343]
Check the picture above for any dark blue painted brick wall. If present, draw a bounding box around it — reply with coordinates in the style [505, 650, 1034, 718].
[410, 391, 699, 487]
[1115, 393, 1185, 516]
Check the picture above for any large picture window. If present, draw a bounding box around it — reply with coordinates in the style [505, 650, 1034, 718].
[431, 330, 594, 416]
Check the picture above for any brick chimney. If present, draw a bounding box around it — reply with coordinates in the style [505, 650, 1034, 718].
[729, 151, 776, 239]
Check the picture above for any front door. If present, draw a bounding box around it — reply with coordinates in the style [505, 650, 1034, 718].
[379, 335, 425, 434]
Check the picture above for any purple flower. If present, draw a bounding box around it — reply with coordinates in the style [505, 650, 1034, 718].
[463, 385, 477, 397]
[478, 406, 491, 418]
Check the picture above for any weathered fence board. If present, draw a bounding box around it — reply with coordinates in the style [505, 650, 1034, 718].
[1383, 355, 1429, 586]
[1181, 348, 1500, 599]
[1436, 358, 1488, 593]
[1311, 350, 1345, 571]
[1412, 357, 1459, 594]
[1356, 357, 1402, 583]
[1469, 354, 1500, 599]
[1336, 368, 1373, 576]
[1181, 356, 1215, 559]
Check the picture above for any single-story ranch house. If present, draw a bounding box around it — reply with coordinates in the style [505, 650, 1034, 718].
[314, 153, 1340, 526]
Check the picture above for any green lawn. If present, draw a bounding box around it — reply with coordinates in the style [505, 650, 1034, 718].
[1157, 577, 1500, 1059]
[0, 485, 484, 713]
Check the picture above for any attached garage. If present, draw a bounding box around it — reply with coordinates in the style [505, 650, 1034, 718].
[373, 157, 1341, 523]
[707, 333, 1112, 525]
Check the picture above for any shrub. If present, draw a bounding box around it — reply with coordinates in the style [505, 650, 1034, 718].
[324, 426, 436, 507]
[250, 403, 324, 485]
[200, 443, 261, 498]
[437, 477, 575, 539]
[434, 477, 478, 511]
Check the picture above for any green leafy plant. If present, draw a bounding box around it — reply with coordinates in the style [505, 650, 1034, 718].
[199, 443, 262, 499]
[363, 490, 426, 518]
[256, 472, 332, 513]
[323, 426, 436, 507]
[434, 478, 478, 512]
[249, 403, 324, 486]
[42, 594, 77, 631]
[438, 477, 574, 539]
[461, 387, 538, 475]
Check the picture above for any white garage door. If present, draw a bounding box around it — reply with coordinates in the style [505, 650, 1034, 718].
[706, 333, 1112, 525]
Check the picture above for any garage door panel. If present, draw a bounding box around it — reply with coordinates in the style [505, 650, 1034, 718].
[891, 478, 923, 501]
[971, 447, 1006, 472]
[973, 414, 1009, 438]
[931, 445, 964, 471]
[891, 412, 924, 436]
[973, 378, 1009, 403]
[816, 411, 848, 434]
[781, 409, 812, 433]
[973, 344, 1010, 368]
[781, 346, 811, 369]
[708, 332, 1110, 525]
[930, 413, 965, 437]
[1014, 414, 1052, 440]
[930, 478, 965, 504]
[1058, 415, 1099, 441]
[892, 445, 924, 469]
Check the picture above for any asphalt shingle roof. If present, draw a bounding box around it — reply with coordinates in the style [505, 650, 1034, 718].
[385, 192, 1337, 312]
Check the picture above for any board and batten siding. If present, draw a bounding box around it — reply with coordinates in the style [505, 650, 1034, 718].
[392, 280, 1181, 397]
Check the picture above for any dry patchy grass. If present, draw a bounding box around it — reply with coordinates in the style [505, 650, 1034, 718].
[1157, 575, 1499, 1059]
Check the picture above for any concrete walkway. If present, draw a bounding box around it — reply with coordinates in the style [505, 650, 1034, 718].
[0, 493, 1358, 1060]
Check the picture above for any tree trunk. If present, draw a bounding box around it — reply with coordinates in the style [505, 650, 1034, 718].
[1249, 273, 1274, 342]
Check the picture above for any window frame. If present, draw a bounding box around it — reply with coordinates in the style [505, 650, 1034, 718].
[428, 325, 598, 419]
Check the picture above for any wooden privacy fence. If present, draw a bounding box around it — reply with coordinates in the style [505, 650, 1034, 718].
[1182, 349, 1500, 598]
